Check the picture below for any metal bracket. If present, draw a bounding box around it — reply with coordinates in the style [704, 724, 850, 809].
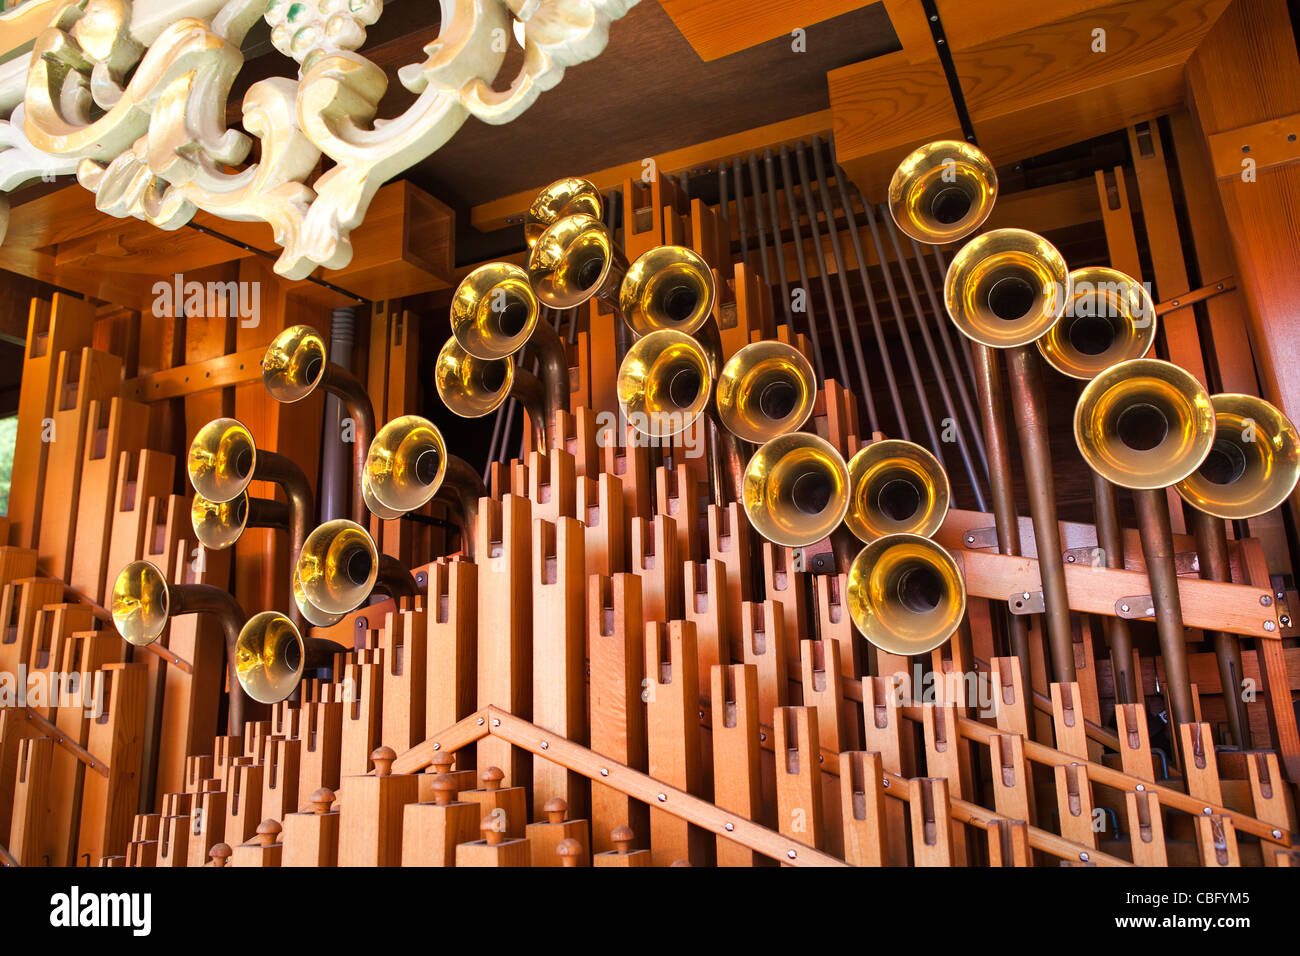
[963, 526, 999, 550]
[1063, 546, 1106, 567]
[1116, 595, 1157, 620]
[1009, 590, 1044, 615]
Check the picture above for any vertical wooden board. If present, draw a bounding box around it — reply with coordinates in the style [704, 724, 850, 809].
[77, 663, 147, 866]
[645, 620, 707, 866]
[426, 559, 477, 740]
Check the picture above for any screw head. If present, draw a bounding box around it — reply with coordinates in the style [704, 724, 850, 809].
[1136, 783, 1145, 791]
[1066, 553, 1076, 563]
[1203, 807, 1213, 815]
[492, 718, 500, 726]
[1261, 595, 1273, 607]
[600, 768, 609, 777]
[1265, 621, 1277, 632]
[1273, 829, 1283, 839]
[787, 849, 797, 859]
[432, 742, 440, 751]
[1079, 852, 1090, 862]
[1121, 604, 1130, 613]
[725, 823, 734, 832]
[657, 793, 667, 803]
[540, 741, 548, 750]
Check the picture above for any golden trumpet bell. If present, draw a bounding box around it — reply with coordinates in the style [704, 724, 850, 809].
[618, 245, 717, 337]
[742, 433, 850, 548]
[292, 566, 344, 627]
[111, 560, 170, 647]
[847, 534, 966, 656]
[526, 178, 602, 248]
[361, 471, 403, 521]
[1074, 358, 1216, 490]
[1175, 393, 1300, 520]
[188, 417, 256, 503]
[888, 140, 997, 245]
[262, 325, 328, 403]
[435, 336, 513, 418]
[527, 213, 626, 309]
[715, 341, 816, 444]
[846, 440, 950, 542]
[617, 329, 712, 439]
[365, 415, 447, 514]
[944, 228, 1071, 349]
[192, 492, 251, 551]
[1037, 267, 1156, 379]
[296, 519, 379, 615]
[236, 611, 308, 704]
[450, 262, 541, 360]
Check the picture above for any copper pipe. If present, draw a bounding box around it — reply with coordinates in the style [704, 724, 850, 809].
[1006, 346, 1075, 685]
[525, 317, 572, 432]
[374, 555, 419, 603]
[252, 450, 314, 630]
[165, 585, 248, 735]
[317, 363, 374, 527]
[971, 344, 1032, 676]
[1189, 507, 1250, 747]
[1132, 488, 1196, 729]
[320, 307, 357, 522]
[509, 367, 550, 451]
[439, 456, 488, 558]
[1090, 471, 1138, 704]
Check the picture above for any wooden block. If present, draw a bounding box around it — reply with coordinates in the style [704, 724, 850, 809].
[157, 812, 191, 868]
[77, 663, 146, 866]
[587, 573, 648, 852]
[712, 664, 765, 866]
[986, 818, 1032, 867]
[765, 544, 808, 646]
[381, 603, 428, 754]
[186, 788, 227, 869]
[592, 826, 652, 867]
[742, 600, 788, 730]
[261, 737, 301, 823]
[1051, 681, 1091, 759]
[475, 494, 533, 786]
[9, 735, 54, 867]
[454, 826, 531, 867]
[401, 779, 480, 867]
[525, 799, 591, 868]
[458, 766, 529, 840]
[645, 620, 707, 866]
[708, 503, 753, 645]
[531, 517, 587, 817]
[630, 514, 682, 623]
[338, 748, 420, 866]
[1115, 702, 1156, 782]
[909, 777, 954, 866]
[1195, 814, 1241, 867]
[339, 651, 383, 778]
[576, 472, 625, 577]
[990, 733, 1034, 823]
[425, 559, 477, 742]
[298, 700, 343, 799]
[774, 706, 823, 855]
[281, 788, 340, 867]
[655, 463, 702, 564]
[862, 675, 912, 866]
[231, 820, 283, 867]
[840, 751, 888, 867]
[1054, 763, 1099, 853]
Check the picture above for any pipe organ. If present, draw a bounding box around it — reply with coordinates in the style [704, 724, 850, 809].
[2, 0, 1300, 888]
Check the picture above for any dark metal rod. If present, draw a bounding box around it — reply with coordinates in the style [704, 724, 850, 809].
[922, 242, 980, 396]
[1006, 345, 1075, 685]
[833, 169, 909, 439]
[319, 363, 375, 527]
[732, 157, 750, 268]
[879, 203, 987, 510]
[320, 307, 355, 522]
[859, 201, 946, 460]
[793, 143, 852, 388]
[1189, 507, 1250, 747]
[255, 450, 314, 632]
[1132, 487, 1196, 731]
[747, 154, 772, 283]
[1090, 470, 1138, 705]
[810, 138, 878, 432]
[777, 146, 826, 381]
[762, 150, 794, 330]
[972, 344, 1032, 676]
[904, 229, 991, 490]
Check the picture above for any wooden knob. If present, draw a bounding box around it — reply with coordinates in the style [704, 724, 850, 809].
[610, 825, 635, 855]
[431, 775, 457, 806]
[482, 813, 505, 846]
[310, 788, 335, 814]
[371, 746, 396, 777]
[480, 766, 504, 792]
[556, 838, 582, 867]
[255, 819, 282, 847]
[543, 797, 567, 824]
[670, 859, 692, 867]
[430, 752, 455, 773]
[209, 843, 232, 867]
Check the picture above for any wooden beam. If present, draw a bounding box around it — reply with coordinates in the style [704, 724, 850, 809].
[656, 0, 874, 62]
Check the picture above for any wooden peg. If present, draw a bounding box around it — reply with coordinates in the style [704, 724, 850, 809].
[556, 837, 584, 867]
[1124, 789, 1167, 866]
[1179, 722, 1224, 806]
[207, 843, 232, 868]
[1195, 814, 1240, 867]
[232, 819, 283, 867]
[419, 751, 477, 802]
[986, 818, 1032, 867]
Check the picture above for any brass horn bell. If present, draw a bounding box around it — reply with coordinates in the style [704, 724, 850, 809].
[846, 440, 950, 542]
[188, 417, 257, 503]
[1037, 266, 1156, 380]
[191, 491, 288, 551]
[1074, 358, 1216, 490]
[450, 262, 541, 360]
[1175, 393, 1300, 520]
[295, 519, 380, 616]
[293, 566, 344, 628]
[618, 245, 717, 338]
[525, 178, 602, 248]
[262, 324, 329, 404]
[944, 228, 1071, 349]
[435, 336, 516, 418]
[847, 533, 967, 656]
[365, 415, 447, 514]
[111, 559, 172, 647]
[617, 329, 713, 439]
[741, 433, 850, 548]
[527, 213, 628, 310]
[235, 611, 339, 705]
[889, 140, 998, 245]
[715, 341, 816, 444]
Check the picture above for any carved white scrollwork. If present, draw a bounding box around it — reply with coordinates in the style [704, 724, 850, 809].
[9, 0, 638, 275]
